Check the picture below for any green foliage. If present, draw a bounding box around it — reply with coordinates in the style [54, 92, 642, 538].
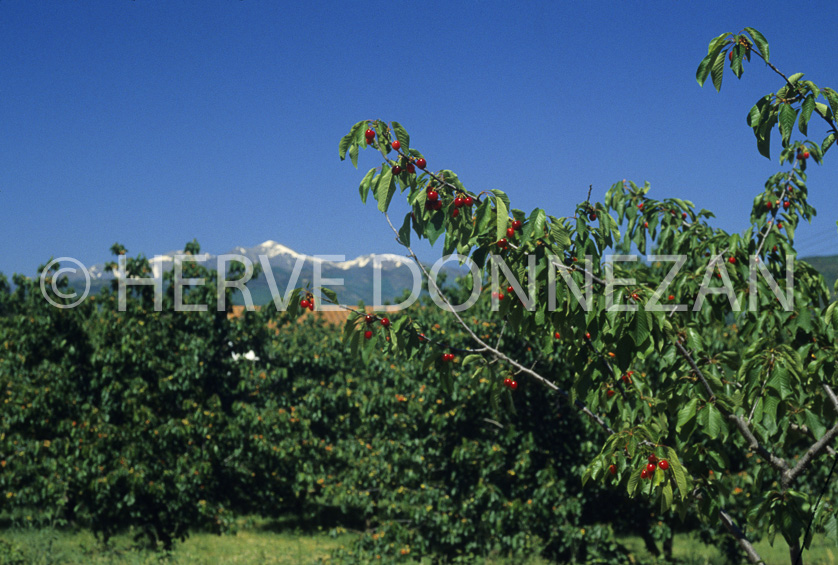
[336, 27, 838, 564]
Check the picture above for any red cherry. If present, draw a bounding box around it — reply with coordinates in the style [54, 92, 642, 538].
[643, 222, 648, 228]
[365, 128, 375, 141]
[659, 460, 669, 471]
[682, 212, 687, 219]
[509, 380, 518, 390]
[511, 220, 522, 231]
[506, 227, 515, 238]
[728, 50, 733, 61]
[464, 196, 474, 206]
[783, 200, 790, 210]
[454, 197, 464, 208]
[427, 190, 439, 202]
[776, 222, 783, 230]
[606, 389, 615, 398]
[647, 462, 656, 473]
[609, 464, 617, 475]
[503, 377, 512, 387]
[728, 257, 736, 264]
[640, 468, 649, 479]
[391, 140, 401, 151]
[668, 294, 675, 301]
[766, 201, 772, 210]
[631, 293, 640, 301]
[309, 301, 315, 311]
[300, 299, 310, 309]
[392, 165, 402, 175]
[572, 257, 578, 262]
[554, 332, 561, 339]
[506, 285, 514, 293]
[432, 200, 443, 210]
[416, 157, 427, 169]
[648, 454, 658, 464]
[406, 163, 416, 174]
[365, 314, 375, 324]
[585, 332, 591, 340]
[589, 212, 597, 221]
[497, 292, 505, 301]
[380, 317, 390, 328]
[773, 245, 778, 252]
[418, 333, 426, 341]
[638, 203, 644, 210]
[802, 151, 810, 159]
[364, 330, 373, 340]
[497, 238, 508, 247]
[452, 209, 460, 218]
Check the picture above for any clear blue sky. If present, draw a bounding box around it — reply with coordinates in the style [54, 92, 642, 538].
[2, 0, 838, 277]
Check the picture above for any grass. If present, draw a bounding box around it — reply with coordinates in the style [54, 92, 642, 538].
[619, 532, 837, 564]
[1, 520, 836, 564]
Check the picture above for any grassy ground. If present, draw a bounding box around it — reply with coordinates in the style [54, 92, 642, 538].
[1, 520, 835, 564]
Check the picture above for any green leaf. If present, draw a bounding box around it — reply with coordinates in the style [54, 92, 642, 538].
[320, 287, 337, 304]
[661, 481, 673, 514]
[665, 447, 689, 500]
[495, 196, 509, 243]
[706, 404, 723, 439]
[461, 354, 484, 368]
[338, 134, 353, 161]
[391, 121, 410, 150]
[799, 95, 815, 136]
[697, 33, 729, 87]
[374, 166, 396, 212]
[744, 27, 769, 61]
[627, 466, 641, 498]
[549, 218, 572, 248]
[823, 88, 838, 119]
[822, 133, 835, 155]
[339, 120, 366, 161]
[676, 398, 698, 432]
[358, 167, 376, 204]
[398, 212, 412, 247]
[349, 143, 359, 168]
[710, 49, 726, 92]
[756, 109, 777, 159]
[525, 208, 547, 242]
[778, 104, 797, 146]
[631, 311, 650, 347]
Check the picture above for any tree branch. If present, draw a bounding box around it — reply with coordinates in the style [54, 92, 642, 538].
[382, 212, 616, 436]
[785, 421, 838, 484]
[675, 340, 790, 474]
[719, 508, 765, 564]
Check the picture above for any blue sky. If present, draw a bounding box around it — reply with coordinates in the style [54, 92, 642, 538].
[2, 0, 838, 278]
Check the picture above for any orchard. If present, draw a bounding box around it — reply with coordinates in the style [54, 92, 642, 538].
[1, 24, 837, 565]
[335, 27, 838, 565]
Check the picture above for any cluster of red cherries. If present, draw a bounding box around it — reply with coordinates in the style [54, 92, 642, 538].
[496, 219, 523, 249]
[363, 313, 390, 339]
[639, 454, 669, 479]
[299, 296, 315, 311]
[503, 377, 518, 390]
[364, 128, 428, 176]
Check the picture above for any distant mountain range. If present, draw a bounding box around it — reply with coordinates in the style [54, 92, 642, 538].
[28, 242, 838, 305]
[61, 240, 465, 306]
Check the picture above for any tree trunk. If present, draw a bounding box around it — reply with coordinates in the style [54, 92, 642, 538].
[640, 529, 660, 557]
[663, 527, 674, 561]
[790, 540, 803, 565]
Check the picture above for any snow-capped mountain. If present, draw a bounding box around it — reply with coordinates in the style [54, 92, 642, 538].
[63, 240, 462, 306]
